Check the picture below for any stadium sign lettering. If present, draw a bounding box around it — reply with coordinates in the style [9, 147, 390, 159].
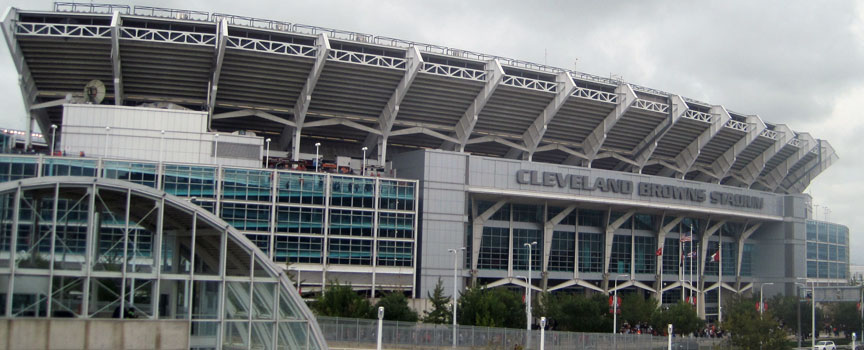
[515, 170, 762, 209]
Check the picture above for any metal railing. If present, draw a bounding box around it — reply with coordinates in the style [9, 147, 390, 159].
[318, 316, 723, 350]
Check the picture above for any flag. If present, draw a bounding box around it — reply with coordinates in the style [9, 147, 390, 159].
[687, 251, 697, 258]
[656, 248, 663, 256]
[680, 235, 692, 243]
[711, 251, 720, 262]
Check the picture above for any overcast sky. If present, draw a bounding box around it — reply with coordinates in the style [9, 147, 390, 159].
[1, 1, 862, 261]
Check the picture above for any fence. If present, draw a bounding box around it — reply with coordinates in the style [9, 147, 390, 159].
[318, 317, 724, 350]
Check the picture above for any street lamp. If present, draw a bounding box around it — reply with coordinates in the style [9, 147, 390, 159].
[50, 124, 57, 156]
[265, 138, 272, 168]
[104, 126, 111, 158]
[314, 142, 321, 172]
[523, 241, 538, 332]
[759, 283, 774, 319]
[613, 274, 629, 334]
[361, 146, 368, 176]
[448, 247, 465, 348]
[159, 130, 166, 163]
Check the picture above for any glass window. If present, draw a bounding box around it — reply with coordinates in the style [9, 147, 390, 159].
[741, 244, 753, 277]
[578, 232, 602, 273]
[378, 212, 413, 239]
[328, 238, 372, 265]
[274, 236, 322, 264]
[222, 168, 272, 202]
[42, 158, 97, 177]
[277, 172, 324, 205]
[221, 202, 271, 232]
[512, 228, 541, 271]
[818, 244, 828, 260]
[478, 227, 508, 270]
[608, 235, 631, 274]
[633, 214, 654, 231]
[634, 236, 655, 274]
[377, 241, 412, 267]
[663, 238, 680, 275]
[704, 241, 719, 276]
[103, 161, 157, 188]
[609, 212, 632, 229]
[246, 234, 270, 256]
[0, 157, 37, 182]
[512, 204, 541, 223]
[329, 209, 373, 237]
[379, 180, 414, 211]
[722, 242, 736, 276]
[330, 176, 375, 208]
[276, 206, 324, 234]
[806, 221, 817, 241]
[807, 261, 817, 278]
[807, 242, 817, 259]
[548, 207, 576, 226]
[162, 165, 217, 198]
[578, 210, 604, 227]
[548, 231, 575, 272]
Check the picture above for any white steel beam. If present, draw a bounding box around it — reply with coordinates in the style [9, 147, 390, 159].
[654, 215, 683, 302]
[758, 133, 815, 191]
[365, 47, 423, 164]
[666, 105, 732, 177]
[465, 135, 527, 152]
[602, 209, 634, 290]
[534, 143, 588, 160]
[781, 141, 837, 193]
[212, 109, 295, 127]
[698, 220, 725, 278]
[282, 34, 329, 158]
[206, 19, 228, 124]
[2, 7, 40, 148]
[632, 95, 688, 171]
[541, 205, 576, 280]
[732, 124, 794, 186]
[699, 115, 766, 182]
[451, 59, 505, 152]
[303, 118, 381, 135]
[110, 11, 124, 105]
[735, 223, 761, 279]
[470, 199, 507, 279]
[520, 72, 576, 160]
[581, 84, 637, 162]
[389, 126, 459, 144]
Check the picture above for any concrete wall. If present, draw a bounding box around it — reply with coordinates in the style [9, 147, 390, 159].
[61, 104, 262, 167]
[0, 319, 189, 350]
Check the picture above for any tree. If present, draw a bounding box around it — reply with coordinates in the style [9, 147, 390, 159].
[620, 293, 658, 326]
[651, 301, 703, 336]
[826, 302, 861, 337]
[374, 292, 419, 322]
[722, 295, 789, 350]
[422, 278, 451, 324]
[541, 292, 612, 333]
[457, 285, 525, 328]
[310, 281, 373, 318]
[768, 294, 823, 339]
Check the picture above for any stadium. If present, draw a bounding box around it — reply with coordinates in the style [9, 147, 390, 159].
[0, 2, 849, 348]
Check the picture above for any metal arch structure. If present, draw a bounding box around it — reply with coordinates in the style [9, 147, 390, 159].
[1, 5, 835, 194]
[0, 176, 330, 350]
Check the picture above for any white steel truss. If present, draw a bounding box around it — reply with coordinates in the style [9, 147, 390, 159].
[388, 126, 458, 144]
[2, 8, 41, 149]
[110, 11, 124, 106]
[212, 109, 295, 127]
[501, 75, 558, 93]
[206, 19, 228, 122]
[668, 105, 732, 177]
[731, 124, 794, 186]
[571, 87, 618, 104]
[366, 47, 423, 164]
[781, 142, 837, 194]
[632, 95, 687, 171]
[579, 84, 637, 163]
[700, 115, 766, 182]
[286, 34, 329, 157]
[119, 27, 216, 46]
[327, 49, 406, 69]
[452, 59, 505, 151]
[303, 117, 381, 135]
[419, 62, 486, 81]
[683, 110, 713, 123]
[757, 133, 816, 191]
[225, 36, 316, 58]
[520, 72, 577, 160]
[15, 22, 111, 38]
[632, 99, 670, 114]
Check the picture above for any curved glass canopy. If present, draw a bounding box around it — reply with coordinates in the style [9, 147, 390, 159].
[0, 177, 328, 350]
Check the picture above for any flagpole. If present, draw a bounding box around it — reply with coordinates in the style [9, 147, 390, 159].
[690, 224, 694, 305]
[680, 232, 684, 302]
[719, 228, 722, 323]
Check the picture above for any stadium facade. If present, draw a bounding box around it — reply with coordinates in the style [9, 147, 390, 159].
[0, 1, 847, 339]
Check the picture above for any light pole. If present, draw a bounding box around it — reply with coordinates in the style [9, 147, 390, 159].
[448, 247, 465, 348]
[50, 124, 57, 155]
[361, 146, 368, 176]
[265, 138, 272, 168]
[759, 282, 774, 319]
[798, 277, 815, 348]
[314, 142, 321, 172]
[377, 306, 384, 350]
[104, 126, 111, 158]
[613, 274, 629, 334]
[214, 133, 220, 164]
[540, 317, 547, 350]
[524, 241, 538, 333]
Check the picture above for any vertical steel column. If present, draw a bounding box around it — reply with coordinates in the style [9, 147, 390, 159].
[45, 183, 59, 317]
[81, 183, 97, 317]
[152, 196, 165, 319]
[4, 185, 21, 316]
[321, 173, 331, 289]
[371, 177, 380, 297]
